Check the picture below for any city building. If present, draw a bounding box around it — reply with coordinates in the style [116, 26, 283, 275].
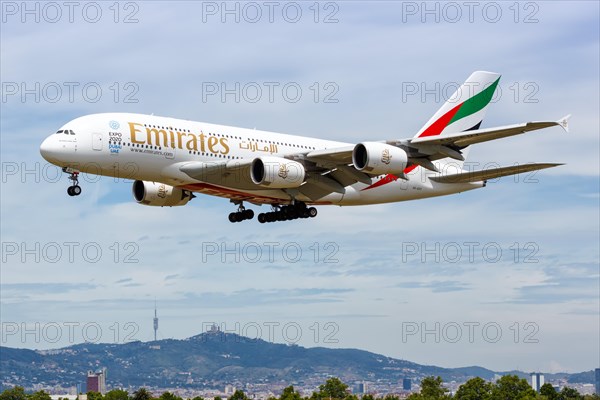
[530, 373, 544, 392]
[595, 368, 600, 395]
[353, 382, 366, 394]
[87, 368, 107, 394]
[225, 385, 236, 396]
[402, 378, 411, 391]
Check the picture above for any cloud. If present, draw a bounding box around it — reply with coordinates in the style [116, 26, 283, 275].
[396, 281, 471, 293]
[507, 262, 600, 304]
[1, 282, 98, 294]
[181, 288, 355, 308]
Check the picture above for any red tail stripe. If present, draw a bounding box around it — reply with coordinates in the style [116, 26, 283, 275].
[418, 102, 463, 137]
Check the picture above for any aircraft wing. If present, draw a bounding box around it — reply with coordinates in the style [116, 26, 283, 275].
[304, 145, 354, 164]
[306, 115, 570, 176]
[429, 163, 562, 184]
[408, 115, 570, 148]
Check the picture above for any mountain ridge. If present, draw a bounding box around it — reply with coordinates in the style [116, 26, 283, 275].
[0, 331, 594, 391]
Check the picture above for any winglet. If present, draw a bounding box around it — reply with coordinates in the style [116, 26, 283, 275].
[557, 114, 571, 133]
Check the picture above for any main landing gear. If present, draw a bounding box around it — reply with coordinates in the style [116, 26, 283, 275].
[228, 202, 254, 223]
[257, 202, 317, 224]
[227, 201, 318, 223]
[63, 167, 82, 196]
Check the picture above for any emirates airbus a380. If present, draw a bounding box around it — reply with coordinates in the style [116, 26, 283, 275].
[40, 71, 569, 223]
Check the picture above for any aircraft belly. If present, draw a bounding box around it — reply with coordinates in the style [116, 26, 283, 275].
[337, 177, 482, 205]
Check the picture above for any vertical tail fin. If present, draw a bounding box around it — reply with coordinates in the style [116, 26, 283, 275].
[414, 71, 501, 138]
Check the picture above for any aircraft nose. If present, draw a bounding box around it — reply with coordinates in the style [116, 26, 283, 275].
[40, 135, 59, 163]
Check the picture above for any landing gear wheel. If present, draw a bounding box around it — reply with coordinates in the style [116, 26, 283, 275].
[72, 185, 81, 196]
[67, 187, 74, 196]
[228, 207, 255, 223]
[258, 213, 266, 223]
[308, 207, 318, 218]
[228, 201, 256, 222]
[228, 213, 237, 223]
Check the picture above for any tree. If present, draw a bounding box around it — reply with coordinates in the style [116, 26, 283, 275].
[540, 383, 558, 400]
[191, 396, 205, 400]
[420, 376, 449, 399]
[490, 375, 537, 400]
[87, 392, 103, 400]
[279, 386, 301, 400]
[317, 378, 349, 399]
[455, 377, 493, 400]
[28, 392, 51, 400]
[559, 387, 582, 400]
[0, 387, 27, 400]
[383, 395, 399, 400]
[228, 391, 247, 400]
[132, 388, 152, 400]
[158, 393, 182, 400]
[362, 395, 375, 400]
[104, 390, 129, 400]
[404, 376, 448, 400]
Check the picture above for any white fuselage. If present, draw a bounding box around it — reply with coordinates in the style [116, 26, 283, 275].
[40, 113, 482, 206]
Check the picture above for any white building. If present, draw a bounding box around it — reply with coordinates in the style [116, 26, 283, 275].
[530, 373, 544, 392]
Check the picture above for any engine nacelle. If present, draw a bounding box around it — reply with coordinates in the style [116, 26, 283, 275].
[132, 180, 193, 207]
[352, 142, 409, 175]
[251, 157, 305, 188]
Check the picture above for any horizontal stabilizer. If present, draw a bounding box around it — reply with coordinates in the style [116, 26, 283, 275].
[430, 163, 563, 184]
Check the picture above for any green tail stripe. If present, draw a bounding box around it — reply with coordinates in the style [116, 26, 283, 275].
[449, 77, 500, 125]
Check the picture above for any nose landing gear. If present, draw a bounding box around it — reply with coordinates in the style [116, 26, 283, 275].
[63, 167, 82, 196]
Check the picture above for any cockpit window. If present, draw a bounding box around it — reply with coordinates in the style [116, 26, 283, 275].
[56, 130, 63, 134]
[69, 130, 75, 135]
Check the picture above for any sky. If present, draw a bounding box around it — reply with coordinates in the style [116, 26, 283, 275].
[1, 1, 599, 375]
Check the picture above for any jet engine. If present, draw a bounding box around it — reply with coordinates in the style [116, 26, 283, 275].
[352, 142, 409, 175]
[251, 157, 305, 188]
[132, 180, 194, 206]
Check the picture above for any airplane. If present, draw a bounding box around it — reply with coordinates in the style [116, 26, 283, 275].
[39, 71, 569, 223]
